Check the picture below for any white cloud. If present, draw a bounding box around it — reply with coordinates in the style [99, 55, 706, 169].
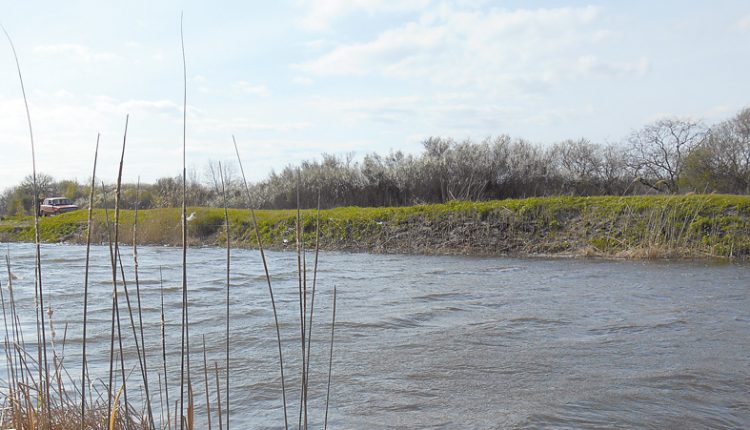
[232, 81, 271, 97]
[304, 39, 333, 49]
[307, 91, 591, 137]
[54, 89, 75, 98]
[33, 43, 121, 63]
[292, 76, 314, 85]
[297, 5, 647, 95]
[192, 117, 311, 133]
[119, 99, 181, 112]
[576, 56, 650, 78]
[309, 95, 424, 124]
[229, 137, 365, 158]
[298, 0, 433, 30]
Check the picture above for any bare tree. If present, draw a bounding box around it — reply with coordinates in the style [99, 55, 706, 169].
[423, 137, 452, 202]
[554, 139, 601, 180]
[627, 118, 706, 193]
[685, 107, 750, 193]
[600, 143, 629, 194]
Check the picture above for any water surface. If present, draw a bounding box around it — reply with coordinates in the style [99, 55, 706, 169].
[1, 243, 749, 429]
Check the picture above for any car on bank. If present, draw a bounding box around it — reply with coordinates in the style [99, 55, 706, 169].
[39, 197, 78, 216]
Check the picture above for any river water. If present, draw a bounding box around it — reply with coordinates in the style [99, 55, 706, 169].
[1, 242, 749, 429]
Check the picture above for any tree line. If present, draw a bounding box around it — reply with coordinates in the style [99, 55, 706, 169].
[1, 106, 748, 216]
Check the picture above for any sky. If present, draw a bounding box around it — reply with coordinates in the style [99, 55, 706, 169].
[1, 0, 749, 190]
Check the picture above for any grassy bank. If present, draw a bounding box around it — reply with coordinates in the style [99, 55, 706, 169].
[2, 194, 749, 259]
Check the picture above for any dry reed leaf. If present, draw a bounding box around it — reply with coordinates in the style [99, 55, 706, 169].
[109, 384, 125, 430]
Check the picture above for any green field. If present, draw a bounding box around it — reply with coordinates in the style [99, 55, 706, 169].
[2, 194, 749, 259]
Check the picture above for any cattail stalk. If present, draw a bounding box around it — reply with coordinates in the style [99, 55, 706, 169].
[103, 188, 130, 428]
[103, 142, 131, 429]
[112, 115, 131, 426]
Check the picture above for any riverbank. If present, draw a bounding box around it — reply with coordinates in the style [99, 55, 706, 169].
[1, 194, 749, 259]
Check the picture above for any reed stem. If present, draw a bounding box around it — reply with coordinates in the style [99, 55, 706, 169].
[324, 286, 337, 430]
[133, 178, 155, 429]
[160, 267, 172, 430]
[2, 24, 52, 428]
[303, 192, 321, 426]
[80, 134, 99, 429]
[202, 335, 212, 430]
[214, 362, 223, 430]
[111, 115, 134, 428]
[102, 180, 130, 430]
[295, 171, 307, 430]
[179, 11, 191, 430]
[218, 161, 231, 430]
[233, 136, 289, 430]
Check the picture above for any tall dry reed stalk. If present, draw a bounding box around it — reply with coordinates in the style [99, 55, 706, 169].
[201, 335, 212, 430]
[103, 182, 118, 410]
[213, 362, 223, 430]
[103, 131, 132, 426]
[233, 136, 289, 430]
[160, 267, 172, 430]
[324, 286, 337, 430]
[218, 161, 231, 430]
[178, 12, 192, 430]
[80, 134, 100, 429]
[2, 24, 53, 428]
[304, 192, 322, 424]
[295, 172, 307, 430]
[133, 179, 155, 428]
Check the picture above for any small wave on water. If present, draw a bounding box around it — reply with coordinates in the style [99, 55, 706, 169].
[413, 291, 480, 302]
[587, 318, 688, 335]
[519, 390, 748, 429]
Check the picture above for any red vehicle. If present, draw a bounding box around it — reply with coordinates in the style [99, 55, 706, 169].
[39, 197, 78, 216]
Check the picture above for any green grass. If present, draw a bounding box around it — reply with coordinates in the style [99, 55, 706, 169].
[2, 194, 750, 258]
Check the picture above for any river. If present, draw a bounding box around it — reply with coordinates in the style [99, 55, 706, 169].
[1, 242, 749, 429]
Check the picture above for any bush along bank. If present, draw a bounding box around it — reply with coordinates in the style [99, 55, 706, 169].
[1, 194, 749, 259]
